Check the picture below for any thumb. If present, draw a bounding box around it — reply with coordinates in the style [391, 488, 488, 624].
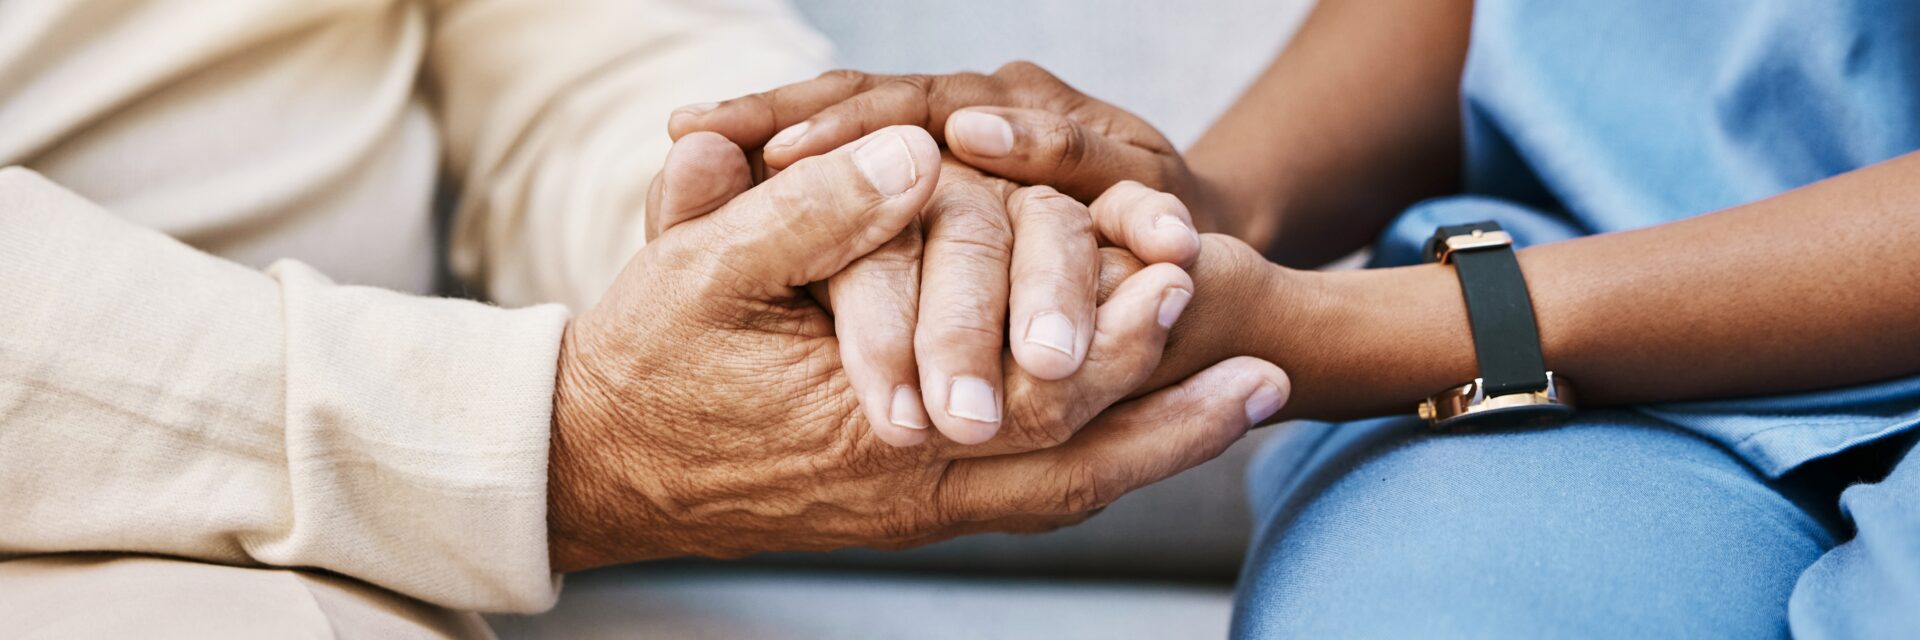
[663, 125, 941, 290]
[646, 132, 754, 242]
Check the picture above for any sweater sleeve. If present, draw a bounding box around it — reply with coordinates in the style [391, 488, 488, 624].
[0, 167, 570, 613]
[425, 0, 832, 310]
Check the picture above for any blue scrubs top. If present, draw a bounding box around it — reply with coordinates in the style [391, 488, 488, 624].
[1369, 0, 1920, 476]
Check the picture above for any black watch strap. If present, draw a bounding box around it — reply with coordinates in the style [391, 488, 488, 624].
[1424, 221, 1549, 397]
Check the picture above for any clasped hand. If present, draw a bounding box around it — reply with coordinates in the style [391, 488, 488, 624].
[546, 120, 1288, 570]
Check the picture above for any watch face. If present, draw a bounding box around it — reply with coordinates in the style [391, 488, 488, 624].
[1431, 402, 1576, 432]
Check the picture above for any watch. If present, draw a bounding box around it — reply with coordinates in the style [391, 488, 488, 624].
[1417, 221, 1574, 431]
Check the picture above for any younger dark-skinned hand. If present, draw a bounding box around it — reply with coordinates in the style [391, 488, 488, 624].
[667, 61, 1237, 254]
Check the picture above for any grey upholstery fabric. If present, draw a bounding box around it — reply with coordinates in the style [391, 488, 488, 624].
[489, 565, 1234, 640]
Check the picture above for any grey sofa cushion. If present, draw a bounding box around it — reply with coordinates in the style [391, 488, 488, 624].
[488, 565, 1234, 640]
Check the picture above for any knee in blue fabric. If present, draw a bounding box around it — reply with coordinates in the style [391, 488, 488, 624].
[1789, 432, 1920, 639]
[1233, 412, 1832, 639]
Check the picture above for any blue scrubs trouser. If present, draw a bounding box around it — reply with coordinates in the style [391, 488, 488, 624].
[1231, 410, 1920, 638]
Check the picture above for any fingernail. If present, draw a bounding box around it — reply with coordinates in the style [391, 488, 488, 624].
[1156, 214, 1200, 246]
[947, 376, 1000, 423]
[1024, 311, 1076, 356]
[673, 102, 719, 117]
[768, 121, 811, 149]
[854, 132, 917, 196]
[950, 111, 1014, 158]
[889, 385, 929, 430]
[1245, 382, 1286, 425]
[1157, 288, 1192, 329]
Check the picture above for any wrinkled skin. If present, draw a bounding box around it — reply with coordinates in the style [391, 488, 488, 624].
[545, 127, 1290, 571]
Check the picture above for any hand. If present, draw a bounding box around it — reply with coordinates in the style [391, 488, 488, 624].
[669, 62, 1231, 261]
[1098, 230, 1460, 424]
[652, 133, 1206, 446]
[547, 126, 1291, 571]
[829, 159, 1213, 447]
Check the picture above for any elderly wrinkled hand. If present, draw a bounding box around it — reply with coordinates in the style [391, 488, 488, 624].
[544, 126, 1288, 571]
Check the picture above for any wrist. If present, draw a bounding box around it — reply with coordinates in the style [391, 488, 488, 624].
[548, 321, 617, 572]
[1266, 263, 1477, 421]
[547, 319, 690, 572]
[1188, 167, 1282, 254]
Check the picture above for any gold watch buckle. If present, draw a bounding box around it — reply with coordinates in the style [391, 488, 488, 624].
[1418, 371, 1574, 427]
[1432, 229, 1514, 265]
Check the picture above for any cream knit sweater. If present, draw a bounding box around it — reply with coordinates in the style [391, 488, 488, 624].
[0, 0, 829, 613]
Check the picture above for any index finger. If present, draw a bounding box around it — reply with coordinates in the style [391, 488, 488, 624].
[668, 70, 890, 147]
[755, 73, 1001, 170]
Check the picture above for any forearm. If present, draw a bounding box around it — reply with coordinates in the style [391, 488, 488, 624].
[1191, 152, 1920, 421]
[0, 168, 569, 613]
[1186, 0, 1473, 267]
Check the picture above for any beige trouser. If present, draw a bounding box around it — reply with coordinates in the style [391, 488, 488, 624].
[0, 555, 493, 639]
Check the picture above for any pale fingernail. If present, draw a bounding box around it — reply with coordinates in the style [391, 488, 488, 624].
[1245, 382, 1286, 425]
[673, 102, 719, 117]
[854, 132, 917, 196]
[889, 385, 929, 430]
[1025, 311, 1076, 356]
[1156, 214, 1200, 246]
[1157, 288, 1192, 329]
[768, 121, 811, 149]
[947, 376, 1000, 423]
[951, 111, 1014, 158]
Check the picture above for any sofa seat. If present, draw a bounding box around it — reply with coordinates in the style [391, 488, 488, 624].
[488, 565, 1233, 639]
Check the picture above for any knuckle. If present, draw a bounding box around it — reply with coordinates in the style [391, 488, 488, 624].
[819, 68, 870, 85]
[849, 246, 922, 280]
[933, 70, 991, 92]
[930, 465, 983, 524]
[1019, 194, 1096, 238]
[1143, 190, 1186, 212]
[1041, 118, 1090, 173]
[1102, 180, 1151, 201]
[993, 59, 1049, 79]
[1008, 393, 1076, 448]
[874, 507, 936, 541]
[927, 192, 1015, 243]
[1018, 261, 1090, 294]
[1104, 180, 1161, 207]
[1127, 192, 1187, 226]
[850, 77, 934, 125]
[1053, 461, 1116, 514]
[888, 74, 934, 91]
[765, 169, 832, 220]
[734, 93, 780, 129]
[928, 226, 1013, 268]
[915, 318, 1003, 353]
